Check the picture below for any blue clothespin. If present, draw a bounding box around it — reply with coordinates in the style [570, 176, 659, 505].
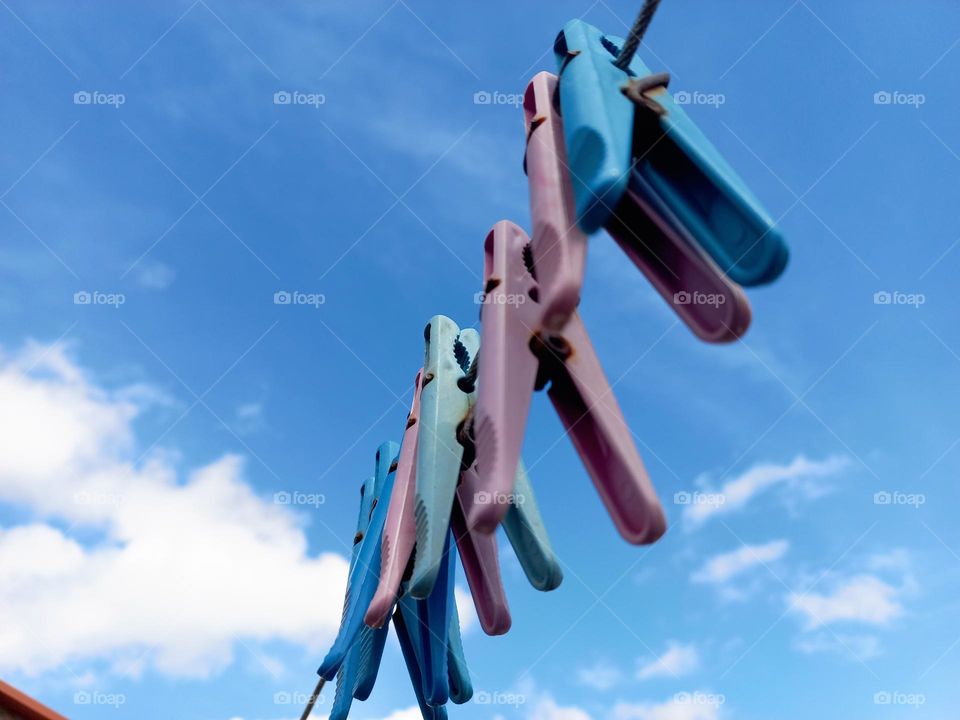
[554, 18, 788, 286]
[317, 441, 400, 681]
[313, 437, 473, 720]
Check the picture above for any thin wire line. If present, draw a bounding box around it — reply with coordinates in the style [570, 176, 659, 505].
[614, 0, 663, 70]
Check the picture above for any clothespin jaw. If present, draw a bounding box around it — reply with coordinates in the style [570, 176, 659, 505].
[392, 598, 449, 720]
[318, 445, 400, 680]
[544, 311, 666, 544]
[464, 222, 541, 535]
[607, 169, 753, 342]
[523, 71, 588, 333]
[374, 440, 401, 496]
[446, 599, 473, 705]
[366, 370, 424, 629]
[629, 78, 788, 286]
[417, 533, 456, 706]
[500, 460, 563, 591]
[410, 317, 479, 599]
[553, 19, 636, 233]
[394, 533, 471, 711]
[451, 467, 512, 636]
[325, 475, 377, 720]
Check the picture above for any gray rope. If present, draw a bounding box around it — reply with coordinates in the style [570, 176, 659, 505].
[299, 676, 325, 720]
[613, 0, 663, 70]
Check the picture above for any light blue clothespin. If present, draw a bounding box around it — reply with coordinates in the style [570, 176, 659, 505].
[554, 18, 788, 286]
[501, 460, 564, 591]
[412, 315, 563, 604]
[410, 316, 478, 598]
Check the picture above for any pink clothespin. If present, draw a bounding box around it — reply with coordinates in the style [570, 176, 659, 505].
[365, 369, 512, 636]
[462, 72, 666, 545]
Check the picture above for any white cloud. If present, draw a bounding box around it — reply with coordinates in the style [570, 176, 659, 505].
[528, 696, 593, 720]
[576, 659, 623, 690]
[683, 455, 849, 526]
[135, 261, 176, 290]
[0, 343, 349, 677]
[371, 708, 423, 720]
[454, 585, 477, 635]
[636, 642, 700, 680]
[787, 575, 903, 629]
[795, 632, 882, 660]
[613, 694, 723, 720]
[691, 540, 789, 584]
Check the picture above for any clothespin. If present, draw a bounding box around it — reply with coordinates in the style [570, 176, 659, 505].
[367, 361, 513, 635]
[553, 18, 788, 286]
[461, 71, 667, 545]
[317, 441, 400, 681]
[409, 317, 478, 598]
[406, 316, 563, 600]
[313, 443, 471, 720]
[605, 148, 753, 343]
[317, 466, 389, 720]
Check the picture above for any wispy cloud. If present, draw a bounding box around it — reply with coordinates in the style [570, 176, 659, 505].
[787, 574, 904, 629]
[613, 693, 723, 720]
[636, 642, 700, 681]
[683, 455, 850, 527]
[135, 260, 176, 289]
[691, 540, 790, 585]
[577, 659, 623, 691]
[795, 633, 883, 660]
[528, 694, 593, 720]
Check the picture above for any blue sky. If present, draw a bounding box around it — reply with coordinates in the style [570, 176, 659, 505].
[1, 1, 959, 719]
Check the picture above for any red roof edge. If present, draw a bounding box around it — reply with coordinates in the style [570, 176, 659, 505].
[0, 679, 68, 720]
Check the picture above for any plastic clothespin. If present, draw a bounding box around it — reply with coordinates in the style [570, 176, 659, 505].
[606, 152, 753, 343]
[526, 67, 749, 342]
[317, 441, 400, 681]
[367, 361, 513, 636]
[373, 328, 561, 634]
[365, 370, 425, 629]
[320, 443, 472, 720]
[393, 596, 450, 720]
[457, 350, 564, 597]
[461, 71, 666, 544]
[409, 316, 478, 599]
[340, 553, 470, 720]
[554, 18, 788, 286]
